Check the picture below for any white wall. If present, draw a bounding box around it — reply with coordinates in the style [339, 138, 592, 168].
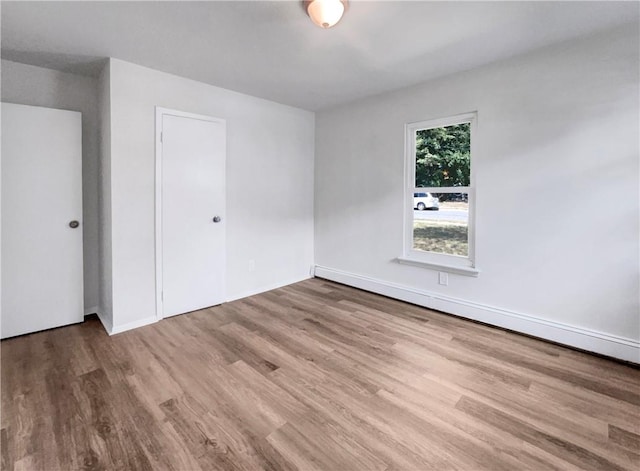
[97, 61, 113, 331]
[315, 24, 639, 361]
[1, 60, 100, 313]
[105, 58, 314, 330]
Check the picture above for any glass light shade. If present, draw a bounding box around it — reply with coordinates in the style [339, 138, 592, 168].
[307, 0, 345, 29]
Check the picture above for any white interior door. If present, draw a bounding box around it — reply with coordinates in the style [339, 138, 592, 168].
[159, 109, 226, 318]
[1, 103, 84, 339]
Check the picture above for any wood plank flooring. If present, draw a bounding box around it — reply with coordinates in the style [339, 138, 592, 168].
[2, 279, 639, 470]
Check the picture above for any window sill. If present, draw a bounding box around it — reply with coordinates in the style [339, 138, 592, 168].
[396, 256, 480, 277]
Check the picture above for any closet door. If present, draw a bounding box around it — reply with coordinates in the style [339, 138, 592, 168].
[1, 103, 84, 338]
[158, 109, 226, 318]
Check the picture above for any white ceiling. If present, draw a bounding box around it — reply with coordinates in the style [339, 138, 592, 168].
[2, 1, 638, 110]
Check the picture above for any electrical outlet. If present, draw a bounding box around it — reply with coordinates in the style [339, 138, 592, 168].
[248, 259, 255, 272]
[438, 272, 448, 286]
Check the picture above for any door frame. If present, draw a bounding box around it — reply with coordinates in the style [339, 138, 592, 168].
[154, 107, 226, 321]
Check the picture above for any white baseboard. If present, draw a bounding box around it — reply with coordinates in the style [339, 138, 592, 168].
[226, 275, 312, 303]
[94, 308, 156, 336]
[314, 265, 640, 364]
[110, 316, 157, 335]
[95, 309, 113, 335]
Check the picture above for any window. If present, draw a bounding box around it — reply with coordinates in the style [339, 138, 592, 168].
[400, 112, 478, 275]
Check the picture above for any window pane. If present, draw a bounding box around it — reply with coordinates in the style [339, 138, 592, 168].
[413, 193, 468, 256]
[415, 123, 470, 188]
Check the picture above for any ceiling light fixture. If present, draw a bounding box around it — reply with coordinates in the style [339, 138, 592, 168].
[306, 0, 347, 29]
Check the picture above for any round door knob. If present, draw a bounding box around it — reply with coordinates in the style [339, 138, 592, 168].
[213, 216, 222, 223]
[69, 220, 80, 229]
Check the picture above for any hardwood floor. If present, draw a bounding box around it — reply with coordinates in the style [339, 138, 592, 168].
[2, 279, 639, 470]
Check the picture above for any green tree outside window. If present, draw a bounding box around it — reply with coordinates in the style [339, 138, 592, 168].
[415, 123, 470, 189]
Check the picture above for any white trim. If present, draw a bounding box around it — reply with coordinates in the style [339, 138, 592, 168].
[396, 257, 479, 276]
[154, 107, 227, 322]
[84, 305, 99, 316]
[110, 316, 157, 335]
[405, 242, 476, 271]
[405, 113, 477, 268]
[410, 112, 477, 130]
[95, 310, 113, 335]
[226, 276, 312, 303]
[314, 265, 640, 364]
[95, 308, 157, 336]
[414, 187, 470, 194]
[155, 108, 163, 322]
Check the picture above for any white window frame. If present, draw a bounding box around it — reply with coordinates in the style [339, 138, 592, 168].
[398, 112, 479, 276]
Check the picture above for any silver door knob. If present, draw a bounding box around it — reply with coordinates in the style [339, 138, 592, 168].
[69, 220, 80, 229]
[213, 216, 222, 223]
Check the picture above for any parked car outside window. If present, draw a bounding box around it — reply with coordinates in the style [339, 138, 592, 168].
[413, 192, 439, 210]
